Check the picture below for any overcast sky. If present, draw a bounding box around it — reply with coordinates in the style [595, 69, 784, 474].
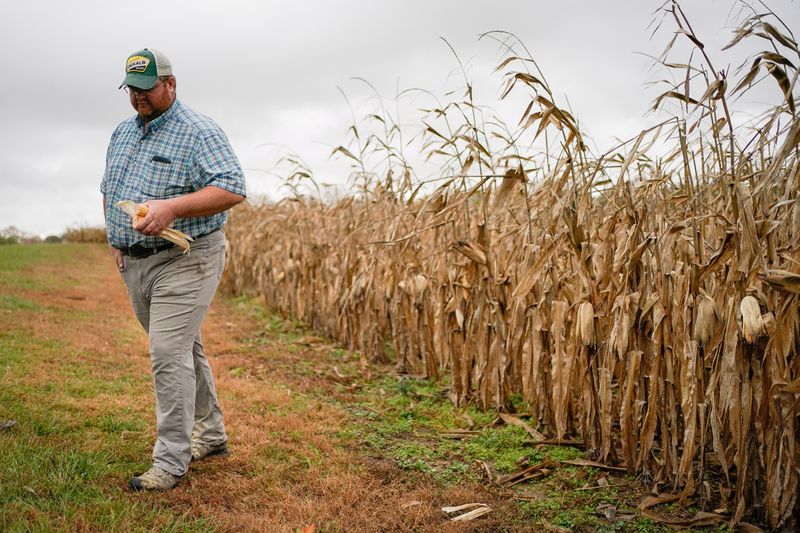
[0, 1, 797, 237]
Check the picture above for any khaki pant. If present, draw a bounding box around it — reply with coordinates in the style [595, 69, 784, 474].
[120, 230, 228, 476]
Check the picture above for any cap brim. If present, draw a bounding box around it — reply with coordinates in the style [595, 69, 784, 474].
[119, 72, 158, 90]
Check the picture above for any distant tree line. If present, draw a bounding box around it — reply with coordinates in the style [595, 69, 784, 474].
[0, 225, 106, 244]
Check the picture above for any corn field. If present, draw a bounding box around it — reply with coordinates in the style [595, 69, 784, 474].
[223, 3, 799, 528]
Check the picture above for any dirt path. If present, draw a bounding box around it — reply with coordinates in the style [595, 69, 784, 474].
[2, 244, 517, 532]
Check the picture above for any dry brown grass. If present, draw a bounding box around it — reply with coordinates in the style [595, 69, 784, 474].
[223, 3, 800, 528]
[62, 225, 107, 243]
[3, 243, 527, 532]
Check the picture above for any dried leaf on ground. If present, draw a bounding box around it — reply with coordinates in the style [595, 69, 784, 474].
[494, 461, 553, 487]
[498, 412, 546, 441]
[442, 503, 492, 521]
[561, 459, 627, 472]
[641, 509, 727, 527]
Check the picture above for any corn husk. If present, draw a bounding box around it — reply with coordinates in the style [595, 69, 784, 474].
[116, 200, 194, 254]
[576, 301, 596, 347]
[740, 295, 764, 343]
[693, 292, 719, 345]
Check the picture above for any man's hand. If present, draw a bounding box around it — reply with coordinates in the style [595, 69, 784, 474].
[110, 246, 125, 271]
[132, 199, 177, 235]
[130, 186, 243, 236]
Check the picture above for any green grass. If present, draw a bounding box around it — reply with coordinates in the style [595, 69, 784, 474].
[0, 294, 41, 311]
[197, 293, 688, 531]
[0, 243, 84, 290]
[338, 374, 554, 486]
[463, 425, 532, 472]
[333, 372, 684, 531]
[0, 243, 217, 532]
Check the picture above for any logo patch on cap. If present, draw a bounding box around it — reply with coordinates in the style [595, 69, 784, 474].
[126, 56, 150, 73]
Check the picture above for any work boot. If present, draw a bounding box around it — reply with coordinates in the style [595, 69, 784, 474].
[129, 466, 182, 491]
[191, 440, 229, 462]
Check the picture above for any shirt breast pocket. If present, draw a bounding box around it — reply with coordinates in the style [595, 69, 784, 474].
[141, 159, 191, 199]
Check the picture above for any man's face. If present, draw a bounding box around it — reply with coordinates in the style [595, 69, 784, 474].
[128, 76, 176, 123]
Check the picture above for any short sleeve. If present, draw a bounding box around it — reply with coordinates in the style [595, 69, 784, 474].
[192, 127, 247, 197]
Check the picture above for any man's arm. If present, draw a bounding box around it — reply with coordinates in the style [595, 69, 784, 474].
[103, 195, 126, 269]
[133, 185, 245, 236]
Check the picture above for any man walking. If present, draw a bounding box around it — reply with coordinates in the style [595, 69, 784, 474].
[101, 48, 246, 491]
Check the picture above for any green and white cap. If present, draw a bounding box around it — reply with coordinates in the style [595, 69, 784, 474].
[119, 48, 172, 90]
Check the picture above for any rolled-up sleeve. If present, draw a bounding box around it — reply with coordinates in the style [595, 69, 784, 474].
[192, 128, 247, 197]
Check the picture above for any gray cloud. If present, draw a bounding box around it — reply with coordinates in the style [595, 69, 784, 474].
[0, 0, 796, 236]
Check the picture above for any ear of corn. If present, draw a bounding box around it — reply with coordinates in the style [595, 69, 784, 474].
[135, 203, 149, 221]
[740, 295, 764, 343]
[693, 292, 719, 345]
[115, 200, 194, 254]
[576, 301, 595, 347]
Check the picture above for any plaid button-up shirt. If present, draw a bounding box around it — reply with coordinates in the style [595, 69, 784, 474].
[101, 99, 246, 248]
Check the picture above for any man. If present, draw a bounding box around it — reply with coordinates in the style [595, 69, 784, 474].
[101, 48, 246, 491]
